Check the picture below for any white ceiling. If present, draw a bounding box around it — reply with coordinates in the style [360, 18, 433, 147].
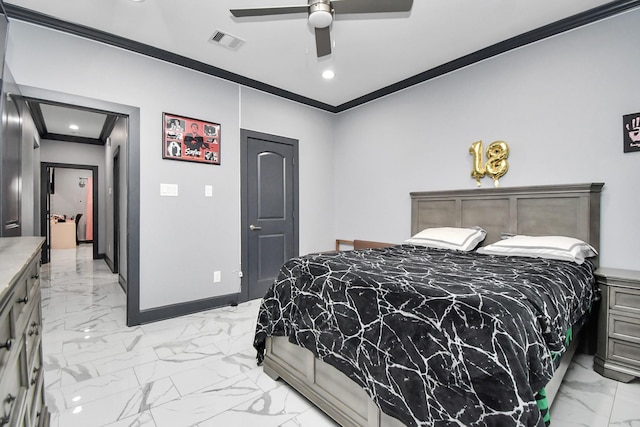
[5, 0, 623, 111]
[39, 104, 108, 138]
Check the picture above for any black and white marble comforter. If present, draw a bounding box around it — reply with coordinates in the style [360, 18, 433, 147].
[254, 245, 598, 427]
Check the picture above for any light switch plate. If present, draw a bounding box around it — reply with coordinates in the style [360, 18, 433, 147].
[160, 183, 179, 197]
[205, 185, 213, 197]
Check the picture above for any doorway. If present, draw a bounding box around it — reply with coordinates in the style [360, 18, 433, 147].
[240, 129, 299, 302]
[40, 162, 99, 264]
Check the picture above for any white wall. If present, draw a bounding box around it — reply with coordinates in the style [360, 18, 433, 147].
[6, 20, 335, 310]
[333, 9, 640, 269]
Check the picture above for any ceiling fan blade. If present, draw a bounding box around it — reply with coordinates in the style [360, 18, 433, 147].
[230, 5, 308, 18]
[315, 27, 332, 57]
[331, 0, 413, 14]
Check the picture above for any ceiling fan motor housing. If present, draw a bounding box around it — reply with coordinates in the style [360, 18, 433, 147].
[308, 0, 333, 28]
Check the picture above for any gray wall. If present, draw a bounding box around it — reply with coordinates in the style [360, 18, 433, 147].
[6, 19, 335, 311]
[5, 7, 638, 316]
[333, 8, 640, 269]
[40, 140, 107, 253]
[239, 88, 336, 256]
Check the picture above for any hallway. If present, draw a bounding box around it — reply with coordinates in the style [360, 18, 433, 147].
[40, 246, 639, 426]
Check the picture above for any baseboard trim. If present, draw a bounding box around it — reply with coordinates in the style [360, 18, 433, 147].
[129, 293, 240, 325]
[104, 255, 116, 273]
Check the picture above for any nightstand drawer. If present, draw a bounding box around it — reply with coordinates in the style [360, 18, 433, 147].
[610, 287, 640, 316]
[610, 314, 640, 344]
[608, 338, 640, 368]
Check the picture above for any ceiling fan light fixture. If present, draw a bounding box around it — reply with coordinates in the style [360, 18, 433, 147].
[308, 2, 332, 28]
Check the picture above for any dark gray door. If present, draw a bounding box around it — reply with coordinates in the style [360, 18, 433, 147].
[241, 130, 298, 301]
[1, 93, 22, 236]
[43, 166, 52, 263]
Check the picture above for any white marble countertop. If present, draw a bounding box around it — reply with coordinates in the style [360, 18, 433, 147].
[0, 236, 45, 296]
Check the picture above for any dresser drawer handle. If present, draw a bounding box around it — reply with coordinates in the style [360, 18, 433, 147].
[17, 295, 28, 304]
[30, 367, 40, 386]
[30, 378, 38, 386]
[29, 321, 40, 337]
[0, 394, 15, 426]
[0, 339, 12, 351]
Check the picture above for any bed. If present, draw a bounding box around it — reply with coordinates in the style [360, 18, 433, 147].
[254, 183, 604, 427]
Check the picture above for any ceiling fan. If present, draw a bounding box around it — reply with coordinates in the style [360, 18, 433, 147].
[230, 0, 414, 58]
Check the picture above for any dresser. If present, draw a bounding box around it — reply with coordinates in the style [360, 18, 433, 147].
[594, 268, 640, 382]
[0, 237, 49, 426]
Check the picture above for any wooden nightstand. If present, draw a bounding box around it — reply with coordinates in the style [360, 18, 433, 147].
[594, 268, 640, 382]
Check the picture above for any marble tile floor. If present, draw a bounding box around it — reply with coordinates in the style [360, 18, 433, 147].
[40, 245, 639, 427]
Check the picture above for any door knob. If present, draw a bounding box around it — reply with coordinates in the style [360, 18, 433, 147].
[249, 225, 262, 231]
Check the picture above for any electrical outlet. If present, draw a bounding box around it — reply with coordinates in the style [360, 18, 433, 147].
[213, 271, 221, 283]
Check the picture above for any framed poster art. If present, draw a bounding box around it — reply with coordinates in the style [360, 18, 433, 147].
[623, 112, 640, 153]
[162, 113, 221, 164]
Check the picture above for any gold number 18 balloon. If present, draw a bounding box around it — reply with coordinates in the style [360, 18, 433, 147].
[469, 140, 509, 187]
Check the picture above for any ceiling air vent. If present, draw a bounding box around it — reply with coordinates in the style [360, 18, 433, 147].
[209, 30, 245, 51]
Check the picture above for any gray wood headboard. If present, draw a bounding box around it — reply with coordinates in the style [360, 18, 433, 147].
[410, 183, 604, 255]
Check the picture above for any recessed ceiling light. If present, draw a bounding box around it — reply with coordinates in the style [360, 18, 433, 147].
[69, 124, 79, 130]
[322, 70, 335, 80]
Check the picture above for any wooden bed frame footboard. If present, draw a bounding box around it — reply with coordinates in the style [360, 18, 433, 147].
[264, 333, 582, 427]
[264, 183, 604, 426]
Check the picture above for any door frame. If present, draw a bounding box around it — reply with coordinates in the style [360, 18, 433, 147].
[240, 129, 299, 303]
[19, 84, 142, 326]
[112, 145, 120, 275]
[40, 162, 99, 263]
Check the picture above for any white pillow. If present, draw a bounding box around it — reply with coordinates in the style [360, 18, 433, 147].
[476, 235, 597, 264]
[404, 227, 486, 251]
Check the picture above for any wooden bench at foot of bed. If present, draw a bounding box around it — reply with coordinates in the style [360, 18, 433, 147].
[335, 239, 396, 251]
